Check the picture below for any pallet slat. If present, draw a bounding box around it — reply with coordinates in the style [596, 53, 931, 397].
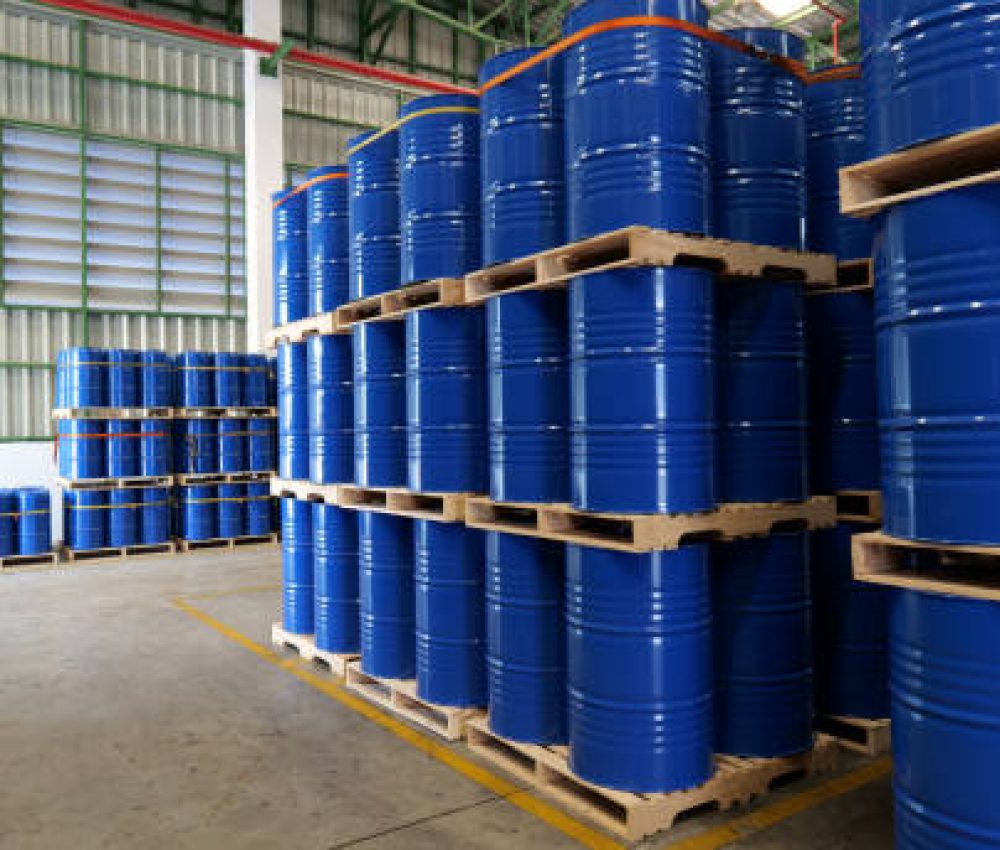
[816, 715, 891, 758]
[172, 407, 276, 419]
[269, 478, 468, 522]
[174, 471, 273, 485]
[0, 551, 60, 569]
[60, 541, 177, 562]
[264, 311, 346, 349]
[336, 278, 466, 327]
[57, 475, 173, 491]
[270, 624, 357, 677]
[52, 407, 171, 420]
[176, 533, 279, 552]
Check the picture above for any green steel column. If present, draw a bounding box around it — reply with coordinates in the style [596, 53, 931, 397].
[78, 20, 90, 345]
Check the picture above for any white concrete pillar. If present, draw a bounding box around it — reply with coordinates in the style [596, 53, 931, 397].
[243, 0, 284, 352]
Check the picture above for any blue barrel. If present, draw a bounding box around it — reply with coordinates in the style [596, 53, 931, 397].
[406, 307, 487, 493]
[277, 341, 309, 480]
[64, 490, 107, 550]
[282, 497, 314, 634]
[217, 483, 246, 539]
[479, 48, 565, 265]
[359, 512, 414, 678]
[140, 487, 170, 544]
[307, 165, 350, 314]
[807, 291, 878, 493]
[716, 280, 808, 503]
[307, 334, 353, 484]
[246, 482, 273, 536]
[563, 0, 711, 240]
[486, 532, 566, 743]
[566, 544, 713, 792]
[713, 532, 813, 757]
[805, 72, 872, 260]
[710, 29, 806, 249]
[107, 349, 141, 408]
[811, 524, 888, 719]
[176, 418, 218, 475]
[107, 419, 141, 478]
[876, 185, 1000, 543]
[139, 350, 172, 408]
[891, 590, 1000, 848]
[266, 357, 278, 406]
[16, 488, 50, 556]
[57, 347, 108, 408]
[58, 419, 106, 480]
[399, 94, 481, 283]
[140, 418, 170, 477]
[313, 503, 360, 654]
[348, 129, 400, 300]
[415, 521, 486, 707]
[488, 291, 569, 503]
[863, 0, 1000, 158]
[244, 353, 270, 407]
[214, 352, 243, 408]
[0, 490, 16, 557]
[353, 323, 407, 487]
[108, 488, 141, 547]
[180, 484, 217, 541]
[218, 418, 247, 473]
[176, 352, 215, 408]
[571, 268, 715, 513]
[247, 418, 276, 472]
[273, 185, 308, 325]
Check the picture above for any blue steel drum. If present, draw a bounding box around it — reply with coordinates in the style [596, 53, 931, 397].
[267, 357, 277, 406]
[486, 532, 566, 744]
[273, 185, 308, 325]
[307, 165, 350, 314]
[16, 489, 50, 556]
[106, 419, 141, 478]
[58, 419, 106, 480]
[140, 419, 170, 477]
[282, 497, 314, 634]
[488, 291, 569, 503]
[712, 532, 813, 757]
[353, 323, 407, 487]
[214, 352, 243, 408]
[876, 185, 1000, 543]
[247, 418, 276, 472]
[716, 280, 808, 503]
[479, 48, 565, 265]
[176, 418, 218, 475]
[308, 334, 353, 484]
[805, 72, 872, 261]
[64, 490, 107, 551]
[217, 483, 246, 539]
[57, 347, 108, 408]
[399, 94, 481, 283]
[246, 483, 273, 536]
[218, 418, 247, 474]
[313, 503, 360, 654]
[180, 485, 217, 542]
[278, 341, 309, 481]
[140, 487, 170, 545]
[359, 512, 414, 678]
[891, 590, 1000, 848]
[176, 352, 215, 408]
[567, 544, 713, 792]
[348, 129, 400, 300]
[414, 521, 486, 707]
[139, 350, 172, 408]
[571, 268, 715, 513]
[243, 354, 270, 407]
[563, 0, 711, 240]
[0, 490, 16, 557]
[406, 307, 487, 493]
[107, 348, 141, 409]
[811, 524, 888, 719]
[863, 0, 1000, 157]
[807, 291, 878, 493]
[710, 29, 806, 249]
[108, 488, 141, 547]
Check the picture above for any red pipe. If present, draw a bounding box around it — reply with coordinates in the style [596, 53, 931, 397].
[31, 0, 475, 95]
[810, 0, 846, 62]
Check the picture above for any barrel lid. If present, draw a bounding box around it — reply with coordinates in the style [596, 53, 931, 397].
[478, 46, 543, 86]
[564, 0, 709, 36]
[305, 164, 348, 180]
[399, 92, 479, 118]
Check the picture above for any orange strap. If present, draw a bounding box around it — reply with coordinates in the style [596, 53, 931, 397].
[273, 170, 348, 210]
[807, 63, 861, 83]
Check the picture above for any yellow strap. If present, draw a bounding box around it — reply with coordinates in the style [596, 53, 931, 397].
[0, 509, 49, 517]
[347, 105, 480, 157]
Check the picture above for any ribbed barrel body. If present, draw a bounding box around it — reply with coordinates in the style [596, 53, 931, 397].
[313, 503, 360, 654]
[246, 482, 274, 536]
[176, 418, 218, 475]
[108, 488, 141, 547]
[214, 352, 243, 408]
[107, 349, 141, 409]
[273, 186, 308, 324]
[64, 490, 107, 550]
[217, 418, 247, 474]
[176, 352, 215, 409]
[247, 418, 276, 473]
[307, 165, 350, 314]
[308, 334, 354, 484]
[348, 129, 400, 300]
[16, 489, 50, 556]
[58, 347, 107, 408]
[0, 490, 16, 557]
[180, 484, 217, 542]
[58, 419, 105, 480]
[139, 350, 173, 408]
[278, 341, 309, 480]
[140, 419, 170, 477]
[353, 323, 407, 487]
[244, 354, 270, 407]
[140, 487, 170, 545]
[282, 497, 314, 635]
[107, 419, 140, 478]
[217, 483, 246, 539]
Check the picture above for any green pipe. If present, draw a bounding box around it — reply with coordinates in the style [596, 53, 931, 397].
[0, 361, 55, 370]
[0, 437, 54, 443]
[390, 0, 510, 45]
[282, 110, 377, 132]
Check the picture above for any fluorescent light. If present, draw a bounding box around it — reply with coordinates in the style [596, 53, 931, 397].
[756, 0, 813, 18]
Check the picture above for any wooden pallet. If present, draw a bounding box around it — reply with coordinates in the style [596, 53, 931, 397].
[60, 541, 177, 562]
[268, 478, 468, 522]
[0, 551, 60, 569]
[52, 407, 171, 420]
[174, 471, 273, 485]
[465, 496, 836, 553]
[337, 277, 466, 326]
[840, 121, 1000, 218]
[57, 475, 173, 491]
[264, 310, 347, 349]
[172, 407, 276, 419]
[464, 226, 837, 303]
[852, 530, 1000, 602]
[834, 490, 882, 523]
[816, 715, 891, 758]
[269, 623, 357, 677]
[465, 718, 838, 842]
[270, 478, 343, 503]
[176, 532, 279, 552]
[345, 661, 485, 741]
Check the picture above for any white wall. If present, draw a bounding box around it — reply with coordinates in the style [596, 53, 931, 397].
[0, 442, 62, 542]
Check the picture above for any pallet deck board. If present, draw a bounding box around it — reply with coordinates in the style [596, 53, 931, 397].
[57, 475, 173, 491]
[174, 471, 273, 485]
[60, 541, 177, 562]
[0, 551, 59, 569]
[52, 407, 172, 420]
[264, 311, 346, 349]
[172, 407, 276, 419]
[465, 718, 838, 841]
[176, 533, 279, 552]
[270, 624, 357, 677]
[816, 715, 891, 758]
[336, 278, 466, 327]
[269, 478, 469, 522]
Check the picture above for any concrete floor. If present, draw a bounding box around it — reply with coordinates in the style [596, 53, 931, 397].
[0, 548, 895, 850]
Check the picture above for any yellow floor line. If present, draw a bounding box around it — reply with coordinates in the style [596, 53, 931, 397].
[182, 583, 281, 601]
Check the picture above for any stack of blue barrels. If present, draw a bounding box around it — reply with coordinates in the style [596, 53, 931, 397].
[0, 488, 52, 562]
[859, 0, 1000, 844]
